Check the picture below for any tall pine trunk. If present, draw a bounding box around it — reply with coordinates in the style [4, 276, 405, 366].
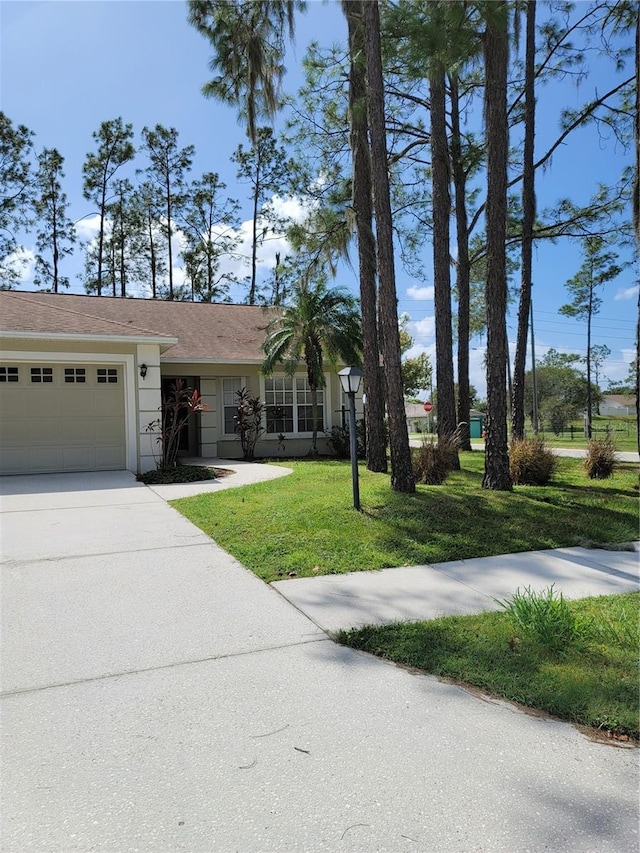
[363, 0, 414, 493]
[430, 64, 458, 468]
[346, 0, 387, 473]
[512, 0, 536, 440]
[450, 72, 472, 452]
[482, 1, 512, 491]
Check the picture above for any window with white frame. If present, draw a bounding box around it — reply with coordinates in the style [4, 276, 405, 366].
[222, 378, 247, 435]
[264, 376, 324, 434]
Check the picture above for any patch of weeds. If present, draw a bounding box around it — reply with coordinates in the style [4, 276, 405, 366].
[495, 585, 584, 655]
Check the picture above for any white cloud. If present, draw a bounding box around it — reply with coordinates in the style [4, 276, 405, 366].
[268, 194, 313, 224]
[407, 285, 434, 301]
[410, 316, 435, 341]
[614, 285, 639, 301]
[74, 214, 101, 240]
[3, 247, 35, 282]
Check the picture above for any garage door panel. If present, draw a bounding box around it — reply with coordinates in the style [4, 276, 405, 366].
[95, 446, 126, 468]
[0, 361, 127, 474]
[61, 418, 95, 442]
[94, 391, 123, 416]
[62, 447, 95, 470]
[30, 419, 64, 443]
[94, 418, 124, 442]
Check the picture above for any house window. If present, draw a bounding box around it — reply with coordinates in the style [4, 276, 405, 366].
[264, 376, 324, 434]
[222, 378, 247, 435]
[0, 366, 19, 382]
[30, 367, 53, 383]
[64, 367, 86, 383]
[97, 368, 118, 384]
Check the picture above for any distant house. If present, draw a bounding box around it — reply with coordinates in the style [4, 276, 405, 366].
[600, 395, 636, 417]
[0, 291, 362, 475]
[404, 402, 485, 437]
[405, 402, 432, 433]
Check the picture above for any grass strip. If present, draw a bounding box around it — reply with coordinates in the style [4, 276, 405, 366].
[336, 592, 640, 738]
[172, 454, 639, 582]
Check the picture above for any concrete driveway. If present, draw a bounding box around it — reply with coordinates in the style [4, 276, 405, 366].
[1, 471, 638, 852]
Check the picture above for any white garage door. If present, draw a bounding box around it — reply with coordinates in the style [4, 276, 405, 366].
[0, 362, 126, 475]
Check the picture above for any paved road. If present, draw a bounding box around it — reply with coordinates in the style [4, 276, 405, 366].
[1, 470, 638, 853]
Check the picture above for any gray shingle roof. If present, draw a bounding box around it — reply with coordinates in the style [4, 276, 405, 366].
[0, 291, 277, 361]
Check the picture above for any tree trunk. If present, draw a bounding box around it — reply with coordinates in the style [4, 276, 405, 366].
[430, 65, 459, 469]
[586, 267, 593, 438]
[346, 0, 387, 473]
[249, 159, 260, 305]
[97, 182, 106, 297]
[310, 381, 319, 455]
[482, 1, 512, 491]
[166, 174, 174, 300]
[363, 0, 414, 493]
[450, 73, 472, 452]
[512, 0, 536, 441]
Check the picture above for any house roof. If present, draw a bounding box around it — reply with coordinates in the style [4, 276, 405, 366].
[602, 394, 636, 407]
[0, 291, 278, 361]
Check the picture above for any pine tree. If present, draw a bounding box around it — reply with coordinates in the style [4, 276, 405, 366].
[33, 148, 76, 293]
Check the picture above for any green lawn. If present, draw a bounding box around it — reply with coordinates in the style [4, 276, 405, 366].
[172, 453, 639, 583]
[337, 592, 640, 739]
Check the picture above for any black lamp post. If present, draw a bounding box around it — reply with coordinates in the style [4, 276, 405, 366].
[338, 366, 363, 511]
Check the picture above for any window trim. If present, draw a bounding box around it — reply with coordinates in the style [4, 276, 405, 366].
[221, 376, 248, 437]
[261, 373, 329, 437]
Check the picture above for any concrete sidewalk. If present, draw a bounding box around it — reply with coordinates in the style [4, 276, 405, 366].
[1, 468, 638, 853]
[273, 545, 640, 633]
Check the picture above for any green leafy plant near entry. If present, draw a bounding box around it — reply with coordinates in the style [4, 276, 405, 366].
[234, 387, 265, 461]
[337, 592, 639, 738]
[495, 585, 582, 654]
[145, 378, 209, 468]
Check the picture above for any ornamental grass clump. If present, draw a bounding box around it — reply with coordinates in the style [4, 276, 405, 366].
[584, 436, 617, 479]
[509, 437, 558, 485]
[496, 584, 583, 654]
[412, 431, 462, 485]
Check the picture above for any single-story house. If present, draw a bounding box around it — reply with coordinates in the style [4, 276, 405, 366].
[599, 394, 636, 417]
[405, 402, 485, 438]
[0, 291, 362, 476]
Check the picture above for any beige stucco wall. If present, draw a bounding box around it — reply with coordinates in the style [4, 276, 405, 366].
[157, 367, 363, 461]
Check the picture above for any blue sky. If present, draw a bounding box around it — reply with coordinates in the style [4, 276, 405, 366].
[1, 0, 637, 397]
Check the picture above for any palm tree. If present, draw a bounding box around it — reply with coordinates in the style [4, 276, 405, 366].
[262, 279, 362, 454]
[187, 0, 301, 144]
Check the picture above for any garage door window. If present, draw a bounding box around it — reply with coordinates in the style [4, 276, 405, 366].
[64, 367, 86, 383]
[0, 366, 19, 382]
[97, 368, 118, 384]
[31, 367, 53, 383]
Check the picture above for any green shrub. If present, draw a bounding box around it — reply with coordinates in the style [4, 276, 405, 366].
[496, 585, 583, 654]
[326, 419, 366, 459]
[509, 437, 558, 485]
[137, 465, 219, 485]
[584, 436, 617, 479]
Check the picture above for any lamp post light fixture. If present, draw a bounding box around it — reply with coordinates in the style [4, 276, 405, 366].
[338, 366, 363, 511]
